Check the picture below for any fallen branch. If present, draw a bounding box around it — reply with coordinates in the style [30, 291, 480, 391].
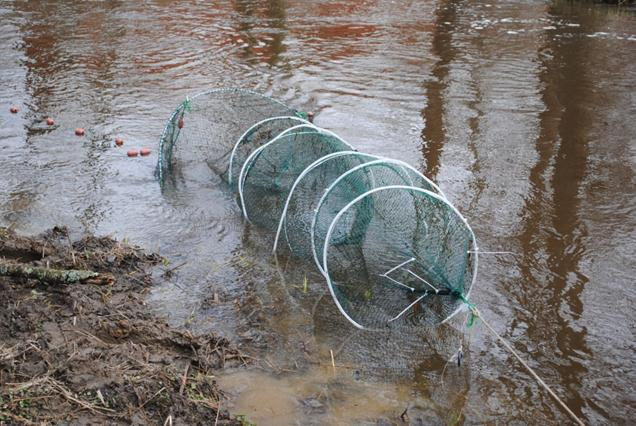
[0, 260, 115, 285]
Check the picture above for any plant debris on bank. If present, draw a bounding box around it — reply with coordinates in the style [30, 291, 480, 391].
[0, 227, 246, 425]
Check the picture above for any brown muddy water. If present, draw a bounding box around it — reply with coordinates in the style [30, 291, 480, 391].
[1, 0, 635, 424]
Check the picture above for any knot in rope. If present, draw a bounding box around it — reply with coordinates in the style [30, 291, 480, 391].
[452, 290, 478, 328]
[181, 96, 192, 113]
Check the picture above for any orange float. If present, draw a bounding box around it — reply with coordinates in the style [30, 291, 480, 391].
[127, 149, 139, 157]
[177, 118, 184, 129]
[140, 147, 151, 156]
[115, 137, 124, 146]
[74, 128, 85, 136]
[46, 118, 54, 126]
[9, 106, 18, 113]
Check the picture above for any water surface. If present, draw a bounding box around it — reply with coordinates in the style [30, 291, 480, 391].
[1, 0, 634, 424]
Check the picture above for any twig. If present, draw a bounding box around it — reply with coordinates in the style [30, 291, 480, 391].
[68, 329, 113, 347]
[0, 410, 38, 425]
[163, 261, 187, 275]
[179, 361, 191, 395]
[49, 379, 117, 414]
[0, 260, 113, 285]
[214, 399, 221, 426]
[330, 349, 336, 376]
[66, 233, 76, 266]
[139, 386, 166, 409]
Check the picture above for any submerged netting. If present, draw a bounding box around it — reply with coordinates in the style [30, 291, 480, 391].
[323, 186, 475, 329]
[157, 88, 478, 330]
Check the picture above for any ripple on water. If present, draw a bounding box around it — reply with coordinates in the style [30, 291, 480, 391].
[0, 1, 635, 424]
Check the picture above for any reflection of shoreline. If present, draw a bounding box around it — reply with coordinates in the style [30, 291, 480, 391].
[232, 0, 289, 67]
[516, 1, 597, 418]
[420, 1, 457, 181]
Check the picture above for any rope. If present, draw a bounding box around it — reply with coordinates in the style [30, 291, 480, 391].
[465, 304, 585, 426]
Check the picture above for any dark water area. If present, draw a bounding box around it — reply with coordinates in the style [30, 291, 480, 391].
[1, 0, 635, 424]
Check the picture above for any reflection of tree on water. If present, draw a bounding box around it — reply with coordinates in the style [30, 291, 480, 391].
[421, 0, 457, 180]
[409, 2, 473, 421]
[515, 2, 596, 419]
[231, 0, 289, 68]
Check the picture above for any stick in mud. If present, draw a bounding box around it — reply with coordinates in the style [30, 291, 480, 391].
[0, 260, 115, 285]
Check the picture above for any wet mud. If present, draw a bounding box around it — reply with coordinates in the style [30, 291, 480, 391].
[0, 227, 244, 425]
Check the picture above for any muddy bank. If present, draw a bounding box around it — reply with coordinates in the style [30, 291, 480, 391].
[0, 227, 245, 425]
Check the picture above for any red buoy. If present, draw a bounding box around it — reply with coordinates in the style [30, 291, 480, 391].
[177, 118, 184, 129]
[115, 137, 124, 146]
[46, 118, 54, 126]
[75, 128, 85, 136]
[140, 147, 151, 156]
[127, 149, 138, 157]
[9, 106, 18, 114]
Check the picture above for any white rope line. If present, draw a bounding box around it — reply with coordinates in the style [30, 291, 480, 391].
[473, 307, 585, 426]
[378, 274, 415, 292]
[383, 257, 415, 275]
[468, 250, 516, 255]
[388, 294, 427, 322]
[405, 269, 439, 293]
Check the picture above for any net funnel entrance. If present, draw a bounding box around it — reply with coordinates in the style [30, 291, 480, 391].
[322, 185, 477, 330]
[228, 116, 311, 189]
[157, 88, 302, 183]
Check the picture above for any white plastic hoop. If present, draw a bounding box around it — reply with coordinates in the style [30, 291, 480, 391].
[228, 115, 310, 185]
[322, 185, 478, 329]
[238, 125, 355, 222]
[237, 124, 319, 221]
[310, 158, 447, 274]
[272, 151, 376, 254]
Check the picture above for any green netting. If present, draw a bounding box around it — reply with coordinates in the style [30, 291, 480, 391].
[274, 152, 379, 258]
[156, 88, 302, 183]
[322, 186, 476, 329]
[238, 129, 354, 232]
[311, 159, 446, 274]
[227, 116, 311, 189]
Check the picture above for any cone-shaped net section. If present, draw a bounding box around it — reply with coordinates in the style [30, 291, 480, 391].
[323, 186, 476, 329]
[227, 116, 311, 189]
[239, 130, 354, 232]
[276, 152, 379, 258]
[311, 160, 445, 273]
[156, 88, 302, 183]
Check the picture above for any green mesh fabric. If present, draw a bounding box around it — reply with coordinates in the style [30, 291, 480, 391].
[311, 160, 446, 273]
[239, 130, 354, 232]
[276, 152, 379, 258]
[227, 116, 310, 190]
[323, 186, 475, 329]
[156, 88, 300, 183]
